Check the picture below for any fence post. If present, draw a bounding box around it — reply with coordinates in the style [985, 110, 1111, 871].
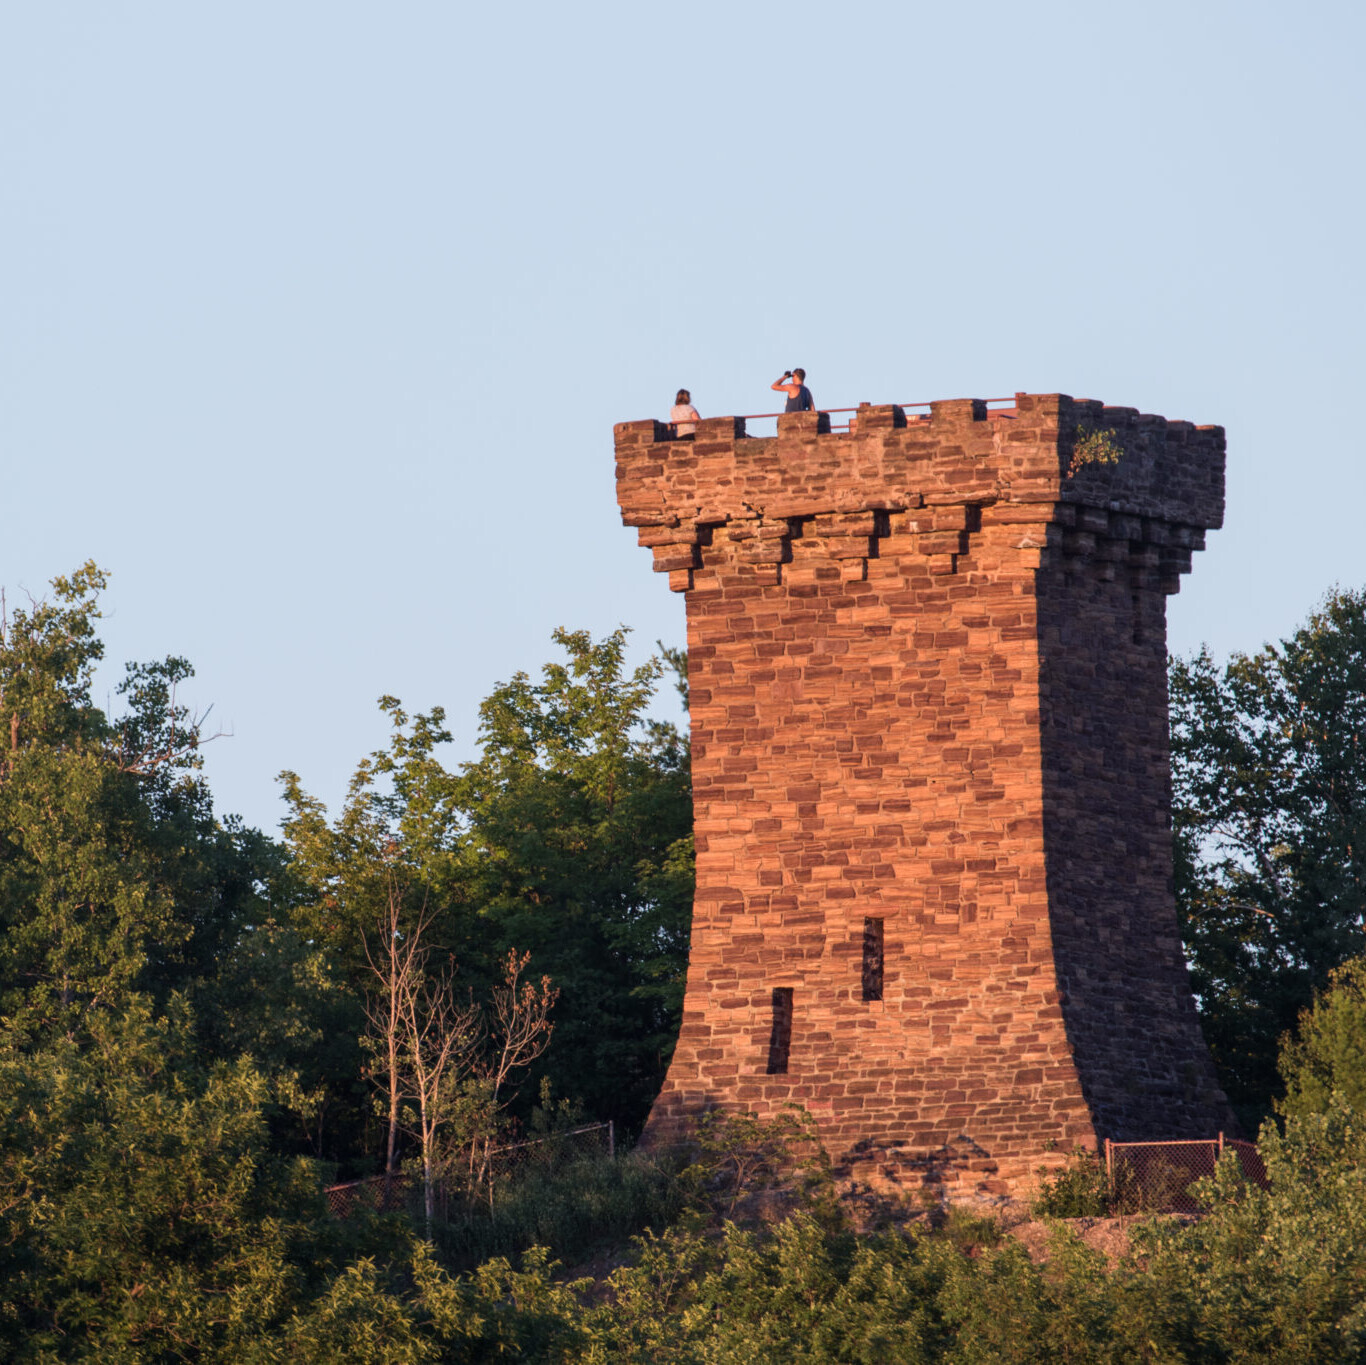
[608, 1119, 615, 1160]
[1105, 1138, 1112, 1184]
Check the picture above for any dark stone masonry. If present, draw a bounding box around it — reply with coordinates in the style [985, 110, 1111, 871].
[615, 393, 1234, 1197]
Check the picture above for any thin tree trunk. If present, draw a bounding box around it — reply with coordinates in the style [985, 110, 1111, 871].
[383, 928, 402, 1211]
[419, 1087, 434, 1238]
[383, 1027, 400, 1209]
[424, 1145, 434, 1236]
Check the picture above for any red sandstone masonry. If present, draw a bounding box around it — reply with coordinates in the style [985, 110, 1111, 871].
[616, 393, 1233, 1198]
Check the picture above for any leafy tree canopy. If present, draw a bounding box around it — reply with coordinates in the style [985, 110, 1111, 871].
[281, 627, 693, 1134]
[1278, 956, 1366, 1120]
[0, 565, 280, 1026]
[1171, 586, 1366, 1117]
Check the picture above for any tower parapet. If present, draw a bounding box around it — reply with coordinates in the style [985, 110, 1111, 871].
[616, 392, 1231, 1197]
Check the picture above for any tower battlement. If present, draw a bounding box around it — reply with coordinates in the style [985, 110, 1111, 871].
[616, 392, 1231, 1199]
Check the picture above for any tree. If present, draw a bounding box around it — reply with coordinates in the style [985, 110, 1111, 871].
[359, 867, 559, 1230]
[283, 627, 693, 1135]
[461, 949, 559, 1198]
[200, 915, 365, 1163]
[1170, 587, 1366, 1117]
[395, 952, 477, 1234]
[0, 565, 281, 1027]
[0, 564, 182, 1015]
[0, 997, 327, 1359]
[451, 627, 693, 1128]
[362, 877, 561, 1228]
[363, 872, 430, 1205]
[1277, 957, 1366, 1120]
[0, 995, 561, 1363]
[280, 698, 469, 991]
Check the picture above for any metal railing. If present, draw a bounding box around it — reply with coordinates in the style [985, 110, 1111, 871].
[1105, 1134, 1268, 1213]
[668, 397, 1018, 439]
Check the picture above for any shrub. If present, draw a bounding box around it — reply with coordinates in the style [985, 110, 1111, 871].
[436, 1148, 688, 1271]
[1278, 956, 1366, 1119]
[1067, 426, 1123, 477]
[1124, 1099, 1366, 1361]
[1031, 1146, 1150, 1218]
[681, 1104, 834, 1221]
[1031, 1147, 1113, 1218]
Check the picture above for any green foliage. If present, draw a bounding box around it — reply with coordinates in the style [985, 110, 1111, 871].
[0, 566, 179, 1014]
[279, 696, 465, 974]
[0, 561, 110, 748]
[1170, 586, 1366, 1118]
[1030, 1147, 1146, 1219]
[0, 994, 591, 1363]
[437, 1148, 689, 1272]
[1124, 1100, 1366, 1362]
[0, 998, 323, 1359]
[10, 563, 1366, 1358]
[568, 1103, 1366, 1362]
[199, 917, 368, 1162]
[569, 1214, 952, 1364]
[1278, 955, 1366, 1119]
[0, 565, 283, 1028]
[282, 626, 694, 1137]
[682, 1105, 834, 1220]
[454, 627, 693, 1126]
[1030, 1147, 1113, 1218]
[1066, 426, 1123, 477]
[657, 640, 689, 710]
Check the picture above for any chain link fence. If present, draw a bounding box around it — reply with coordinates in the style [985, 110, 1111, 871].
[1105, 1134, 1268, 1213]
[323, 1171, 413, 1218]
[482, 1121, 615, 1182]
[323, 1121, 615, 1220]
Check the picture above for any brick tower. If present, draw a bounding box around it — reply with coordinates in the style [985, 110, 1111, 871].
[615, 393, 1234, 1196]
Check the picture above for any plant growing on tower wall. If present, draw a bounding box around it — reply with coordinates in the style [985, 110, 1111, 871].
[1067, 426, 1124, 478]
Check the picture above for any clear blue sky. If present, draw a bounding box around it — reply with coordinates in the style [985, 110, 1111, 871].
[4, 2, 1362, 834]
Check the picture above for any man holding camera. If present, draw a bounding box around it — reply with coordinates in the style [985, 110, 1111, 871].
[771, 368, 814, 414]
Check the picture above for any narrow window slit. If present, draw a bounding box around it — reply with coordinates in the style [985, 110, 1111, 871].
[862, 917, 885, 1002]
[766, 988, 794, 1073]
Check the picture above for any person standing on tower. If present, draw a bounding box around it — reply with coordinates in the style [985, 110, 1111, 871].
[670, 388, 700, 437]
[771, 368, 814, 412]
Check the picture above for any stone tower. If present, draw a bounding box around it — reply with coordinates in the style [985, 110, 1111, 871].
[615, 393, 1233, 1196]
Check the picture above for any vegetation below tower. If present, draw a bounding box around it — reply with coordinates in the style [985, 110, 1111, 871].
[1, 563, 1364, 1359]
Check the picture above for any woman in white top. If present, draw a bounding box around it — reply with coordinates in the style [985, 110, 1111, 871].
[670, 389, 701, 437]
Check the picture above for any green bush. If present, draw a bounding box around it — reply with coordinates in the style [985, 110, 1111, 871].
[1030, 1147, 1113, 1218]
[1030, 1146, 1153, 1219]
[680, 1104, 835, 1221]
[436, 1148, 689, 1271]
[1279, 956, 1366, 1119]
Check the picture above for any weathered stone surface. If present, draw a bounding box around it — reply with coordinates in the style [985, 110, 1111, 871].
[615, 393, 1233, 1198]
